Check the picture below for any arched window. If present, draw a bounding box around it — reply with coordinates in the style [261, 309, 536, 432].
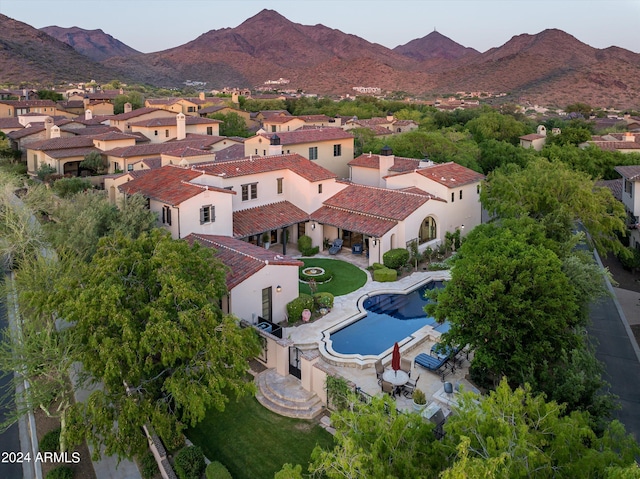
[419, 217, 437, 243]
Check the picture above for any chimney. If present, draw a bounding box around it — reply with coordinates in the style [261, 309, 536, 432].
[378, 145, 394, 185]
[268, 134, 282, 155]
[177, 113, 186, 140]
[124, 102, 132, 113]
[199, 92, 205, 101]
[623, 132, 635, 142]
[85, 109, 93, 121]
[44, 117, 53, 139]
[231, 92, 239, 104]
[536, 125, 547, 136]
[50, 125, 61, 139]
[386, 111, 394, 122]
[119, 88, 124, 95]
[23, 89, 28, 100]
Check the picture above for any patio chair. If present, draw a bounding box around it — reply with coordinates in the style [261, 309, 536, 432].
[328, 238, 343, 255]
[381, 380, 395, 396]
[400, 357, 412, 377]
[352, 243, 363, 255]
[375, 359, 385, 384]
[402, 374, 420, 398]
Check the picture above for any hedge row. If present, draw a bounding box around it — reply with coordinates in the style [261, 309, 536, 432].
[383, 248, 410, 269]
[299, 268, 333, 283]
[373, 267, 397, 282]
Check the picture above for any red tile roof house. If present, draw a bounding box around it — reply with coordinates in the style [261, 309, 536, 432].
[185, 233, 302, 324]
[244, 127, 355, 178]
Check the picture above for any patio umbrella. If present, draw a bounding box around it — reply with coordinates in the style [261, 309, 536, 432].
[391, 342, 401, 373]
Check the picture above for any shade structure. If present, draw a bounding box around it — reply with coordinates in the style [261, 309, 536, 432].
[391, 342, 401, 372]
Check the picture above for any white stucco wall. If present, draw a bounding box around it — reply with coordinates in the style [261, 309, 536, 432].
[229, 264, 300, 323]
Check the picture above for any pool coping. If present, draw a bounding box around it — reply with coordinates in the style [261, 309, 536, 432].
[317, 272, 451, 369]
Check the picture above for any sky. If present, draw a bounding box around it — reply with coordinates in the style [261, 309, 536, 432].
[0, 0, 638, 54]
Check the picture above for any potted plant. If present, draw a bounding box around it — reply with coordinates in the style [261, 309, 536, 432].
[412, 388, 427, 411]
[262, 231, 271, 249]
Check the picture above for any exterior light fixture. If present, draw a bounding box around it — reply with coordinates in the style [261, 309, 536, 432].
[311, 222, 316, 230]
[373, 238, 378, 246]
[276, 285, 282, 293]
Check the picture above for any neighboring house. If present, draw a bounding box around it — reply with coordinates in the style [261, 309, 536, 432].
[26, 135, 98, 177]
[0, 100, 58, 118]
[12, 118, 76, 156]
[0, 117, 24, 136]
[582, 132, 640, 154]
[128, 113, 221, 143]
[109, 107, 177, 134]
[519, 125, 547, 151]
[244, 128, 355, 178]
[185, 233, 302, 324]
[145, 94, 219, 116]
[349, 148, 425, 188]
[262, 115, 340, 133]
[615, 165, 640, 251]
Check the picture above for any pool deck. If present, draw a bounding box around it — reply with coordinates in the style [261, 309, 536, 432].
[282, 268, 470, 413]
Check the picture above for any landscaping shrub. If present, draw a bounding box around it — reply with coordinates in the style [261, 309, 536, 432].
[373, 267, 397, 282]
[313, 292, 334, 310]
[161, 428, 185, 453]
[428, 262, 450, 271]
[298, 235, 319, 256]
[382, 248, 410, 269]
[206, 461, 233, 479]
[299, 267, 333, 283]
[52, 177, 92, 198]
[39, 427, 61, 452]
[286, 294, 314, 323]
[36, 163, 56, 181]
[140, 451, 159, 479]
[618, 246, 640, 272]
[174, 445, 205, 479]
[372, 262, 385, 270]
[46, 466, 73, 479]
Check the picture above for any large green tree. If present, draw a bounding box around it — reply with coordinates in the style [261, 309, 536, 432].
[208, 112, 250, 137]
[441, 379, 639, 478]
[465, 111, 528, 144]
[58, 230, 261, 459]
[427, 219, 581, 387]
[480, 158, 627, 255]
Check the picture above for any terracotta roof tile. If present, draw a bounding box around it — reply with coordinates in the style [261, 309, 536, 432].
[118, 166, 213, 205]
[110, 107, 172, 121]
[46, 147, 99, 159]
[0, 118, 22, 129]
[199, 153, 336, 182]
[414, 162, 485, 188]
[92, 131, 139, 141]
[310, 206, 397, 237]
[214, 144, 246, 162]
[185, 234, 302, 290]
[8, 126, 45, 139]
[106, 139, 215, 158]
[519, 133, 546, 141]
[323, 184, 429, 221]
[28, 136, 95, 150]
[129, 116, 221, 127]
[590, 141, 640, 151]
[233, 201, 309, 238]
[255, 127, 353, 145]
[348, 153, 422, 173]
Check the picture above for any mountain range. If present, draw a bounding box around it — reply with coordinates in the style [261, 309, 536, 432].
[1, 9, 639, 108]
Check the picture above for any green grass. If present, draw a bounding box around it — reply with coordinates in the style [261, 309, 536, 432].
[186, 394, 334, 479]
[298, 258, 368, 296]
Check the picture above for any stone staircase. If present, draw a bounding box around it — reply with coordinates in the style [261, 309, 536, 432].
[255, 369, 325, 420]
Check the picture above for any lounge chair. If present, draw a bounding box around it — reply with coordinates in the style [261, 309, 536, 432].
[328, 238, 343, 255]
[414, 353, 451, 381]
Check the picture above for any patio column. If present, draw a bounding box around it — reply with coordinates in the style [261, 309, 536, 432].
[282, 226, 287, 255]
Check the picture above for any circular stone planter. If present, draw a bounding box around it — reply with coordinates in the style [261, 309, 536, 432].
[302, 267, 326, 277]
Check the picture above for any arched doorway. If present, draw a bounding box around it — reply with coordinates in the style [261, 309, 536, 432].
[419, 216, 437, 243]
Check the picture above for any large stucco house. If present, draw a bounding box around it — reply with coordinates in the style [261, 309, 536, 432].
[615, 165, 640, 251]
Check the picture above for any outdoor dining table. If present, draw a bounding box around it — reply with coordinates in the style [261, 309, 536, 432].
[382, 369, 409, 396]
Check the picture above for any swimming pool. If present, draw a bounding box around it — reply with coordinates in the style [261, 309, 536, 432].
[328, 280, 448, 356]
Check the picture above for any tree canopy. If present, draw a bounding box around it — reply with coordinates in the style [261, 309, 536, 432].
[480, 158, 627, 255]
[208, 112, 251, 137]
[57, 230, 261, 458]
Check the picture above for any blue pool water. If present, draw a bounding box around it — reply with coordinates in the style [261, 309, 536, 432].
[329, 281, 448, 356]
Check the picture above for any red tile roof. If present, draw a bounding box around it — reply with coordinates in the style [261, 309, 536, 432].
[119, 165, 234, 205]
[233, 201, 309, 238]
[310, 206, 397, 237]
[199, 153, 336, 182]
[8, 127, 45, 139]
[0, 100, 57, 107]
[163, 147, 214, 158]
[519, 134, 546, 141]
[214, 144, 246, 163]
[590, 141, 640, 151]
[106, 138, 216, 158]
[111, 107, 173, 121]
[92, 131, 139, 141]
[414, 162, 485, 188]
[322, 184, 429, 221]
[348, 153, 422, 173]
[185, 234, 302, 290]
[129, 116, 221, 127]
[46, 147, 98, 159]
[0, 118, 22, 129]
[28, 136, 95, 151]
[255, 127, 353, 145]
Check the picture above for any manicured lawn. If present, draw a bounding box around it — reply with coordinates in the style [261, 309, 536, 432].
[186, 394, 334, 479]
[299, 258, 368, 296]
